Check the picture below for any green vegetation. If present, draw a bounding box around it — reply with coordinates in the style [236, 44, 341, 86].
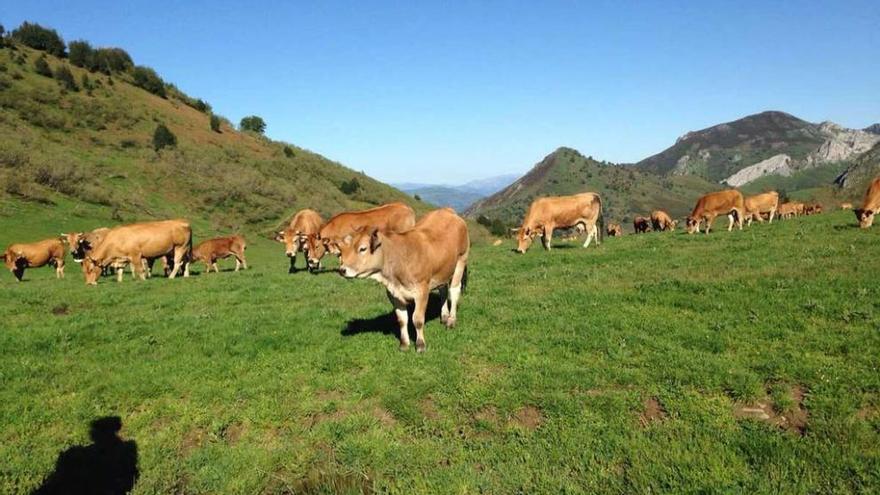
[240, 115, 267, 134]
[1, 211, 878, 493]
[53, 63, 77, 91]
[340, 177, 362, 195]
[132, 65, 166, 97]
[209, 114, 221, 132]
[152, 124, 177, 151]
[33, 55, 51, 77]
[11, 21, 66, 57]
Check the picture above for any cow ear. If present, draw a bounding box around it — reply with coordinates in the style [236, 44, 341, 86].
[370, 229, 381, 252]
[867, 210, 874, 216]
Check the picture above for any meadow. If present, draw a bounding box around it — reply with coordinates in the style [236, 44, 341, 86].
[1, 210, 879, 494]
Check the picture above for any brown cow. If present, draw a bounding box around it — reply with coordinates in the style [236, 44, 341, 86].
[650, 210, 677, 232]
[744, 191, 779, 226]
[606, 223, 622, 237]
[3, 238, 65, 281]
[188, 235, 247, 273]
[686, 189, 745, 234]
[62, 228, 110, 263]
[633, 215, 652, 234]
[82, 219, 192, 285]
[840, 202, 853, 210]
[338, 208, 469, 353]
[777, 202, 798, 219]
[792, 202, 806, 216]
[515, 192, 603, 253]
[805, 203, 823, 215]
[304, 202, 416, 270]
[275, 209, 323, 272]
[855, 177, 880, 228]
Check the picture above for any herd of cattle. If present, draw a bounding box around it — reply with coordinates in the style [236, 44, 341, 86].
[4, 176, 880, 351]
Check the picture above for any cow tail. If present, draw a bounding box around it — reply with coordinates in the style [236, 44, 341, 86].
[596, 194, 604, 244]
[461, 266, 469, 293]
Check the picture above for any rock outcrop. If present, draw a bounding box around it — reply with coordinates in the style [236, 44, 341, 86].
[724, 154, 792, 186]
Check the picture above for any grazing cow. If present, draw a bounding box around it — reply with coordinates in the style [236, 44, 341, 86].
[792, 202, 806, 216]
[686, 189, 745, 234]
[82, 219, 192, 285]
[515, 192, 603, 253]
[855, 177, 880, 228]
[3, 238, 65, 281]
[304, 202, 416, 270]
[606, 223, 622, 237]
[840, 202, 853, 210]
[338, 208, 469, 353]
[744, 191, 779, 226]
[777, 202, 798, 219]
[633, 215, 652, 234]
[805, 203, 823, 215]
[275, 208, 323, 272]
[188, 235, 247, 273]
[650, 210, 677, 232]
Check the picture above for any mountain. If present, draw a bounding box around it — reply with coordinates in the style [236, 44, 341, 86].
[835, 141, 880, 195]
[635, 111, 880, 186]
[394, 174, 519, 212]
[0, 40, 425, 235]
[465, 147, 717, 227]
[865, 124, 880, 135]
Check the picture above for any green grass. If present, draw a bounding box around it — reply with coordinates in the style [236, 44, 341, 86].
[2, 211, 878, 493]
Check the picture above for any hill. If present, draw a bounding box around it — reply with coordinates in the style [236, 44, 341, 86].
[0, 38, 426, 237]
[634, 111, 879, 186]
[834, 141, 880, 196]
[465, 147, 718, 229]
[394, 174, 519, 213]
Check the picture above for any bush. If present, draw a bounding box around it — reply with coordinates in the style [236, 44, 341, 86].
[81, 73, 93, 91]
[68, 40, 93, 68]
[152, 124, 177, 151]
[283, 146, 294, 158]
[239, 115, 266, 134]
[33, 56, 52, 77]
[91, 47, 132, 73]
[414, 194, 421, 201]
[339, 177, 361, 195]
[132, 65, 166, 97]
[477, 215, 492, 227]
[11, 22, 66, 57]
[54, 65, 77, 91]
[210, 114, 221, 132]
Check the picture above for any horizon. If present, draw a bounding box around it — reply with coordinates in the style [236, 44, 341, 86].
[3, 1, 878, 184]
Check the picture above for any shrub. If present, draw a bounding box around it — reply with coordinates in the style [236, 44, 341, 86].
[15, 53, 27, 65]
[11, 22, 66, 57]
[477, 215, 492, 227]
[210, 114, 221, 132]
[81, 73, 93, 92]
[68, 40, 93, 68]
[132, 65, 166, 97]
[239, 115, 266, 134]
[283, 146, 294, 158]
[339, 177, 361, 195]
[152, 124, 177, 151]
[414, 194, 421, 201]
[33, 56, 52, 77]
[53, 65, 77, 91]
[92, 47, 132, 73]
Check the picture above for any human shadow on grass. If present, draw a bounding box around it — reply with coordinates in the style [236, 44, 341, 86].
[32, 416, 139, 495]
[342, 293, 445, 341]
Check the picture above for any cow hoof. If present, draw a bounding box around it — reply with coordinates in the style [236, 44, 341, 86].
[440, 313, 449, 325]
[399, 343, 410, 352]
[445, 317, 457, 329]
[416, 340, 426, 353]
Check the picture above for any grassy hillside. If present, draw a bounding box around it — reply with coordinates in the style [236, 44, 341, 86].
[2, 211, 879, 493]
[0, 43, 427, 235]
[466, 147, 719, 229]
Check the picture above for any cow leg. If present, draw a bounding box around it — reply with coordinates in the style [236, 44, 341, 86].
[413, 289, 429, 352]
[239, 252, 248, 270]
[439, 286, 450, 325]
[234, 257, 241, 272]
[212, 261, 219, 273]
[542, 225, 554, 251]
[168, 246, 187, 279]
[769, 209, 775, 223]
[727, 214, 735, 231]
[387, 291, 410, 351]
[582, 223, 597, 248]
[56, 258, 65, 279]
[736, 209, 744, 230]
[705, 215, 716, 234]
[116, 266, 124, 282]
[130, 253, 146, 281]
[288, 254, 297, 274]
[447, 257, 467, 329]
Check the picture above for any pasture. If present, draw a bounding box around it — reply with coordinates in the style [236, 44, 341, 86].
[1, 210, 879, 494]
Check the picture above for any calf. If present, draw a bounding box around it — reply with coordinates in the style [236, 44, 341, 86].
[743, 191, 779, 226]
[189, 235, 247, 273]
[686, 190, 745, 234]
[650, 210, 676, 232]
[338, 208, 469, 353]
[633, 216, 652, 234]
[275, 208, 322, 272]
[3, 238, 65, 281]
[606, 223, 622, 237]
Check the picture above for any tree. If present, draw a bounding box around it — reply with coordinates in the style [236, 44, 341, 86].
[152, 124, 177, 151]
[92, 48, 132, 73]
[339, 177, 361, 195]
[54, 64, 77, 91]
[68, 40, 93, 68]
[132, 66, 166, 97]
[414, 194, 421, 201]
[283, 146, 294, 158]
[239, 115, 266, 134]
[209, 114, 221, 132]
[33, 56, 52, 77]
[11, 22, 66, 57]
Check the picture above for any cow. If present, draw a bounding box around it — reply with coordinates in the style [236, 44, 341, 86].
[805, 203, 823, 215]
[792, 202, 806, 216]
[188, 235, 247, 273]
[606, 223, 622, 237]
[633, 215, 652, 234]
[82, 219, 192, 285]
[777, 202, 798, 219]
[855, 177, 880, 228]
[686, 189, 745, 234]
[338, 208, 469, 353]
[515, 192, 603, 253]
[743, 191, 779, 226]
[303, 202, 416, 271]
[3, 238, 65, 281]
[650, 210, 677, 232]
[274, 208, 323, 273]
[840, 202, 853, 210]
[62, 228, 110, 263]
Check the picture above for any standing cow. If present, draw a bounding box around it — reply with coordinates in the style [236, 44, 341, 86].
[743, 191, 779, 226]
[855, 177, 880, 228]
[3, 238, 66, 281]
[188, 235, 247, 273]
[304, 202, 416, 270]
[686, 190, 745, 234]
[275, 209, 323, 272]
[338, 208, 469, 353]
[515, 192, 603, 253]
[633, 216, 652, 234]
[650, 210, 676, 232]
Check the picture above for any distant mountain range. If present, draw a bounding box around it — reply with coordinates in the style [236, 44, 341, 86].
[394, 174, 520, 212]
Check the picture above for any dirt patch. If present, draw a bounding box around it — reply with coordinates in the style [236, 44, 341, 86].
[315, 389, 345, 402]
[51, 304, 69, 316]
[221, 421, 247, 444]
[733, 385, 808, 435]
[473, 406, 499, 426]
[308, 408, 349, 427]
[181, 426, 207, 455]
[420, 396, 440, 421]
[509, 405, 544, 431]
[857, 406, 879, 420]
[371, 406, 397, 428]
[638, 397, 667, 427]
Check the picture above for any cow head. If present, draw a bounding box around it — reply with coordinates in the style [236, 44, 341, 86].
[337, 229, 383, 279]
[274, 228, 302, 258]
[302, 233, 332, 270]
[61, 232, 90, 262]
[670, 220, 678, 231]
[82, 256, 103, 285]
[685, 216, 701, 234]
[855, 208, 875, 229]
[516, 226, 540, 253]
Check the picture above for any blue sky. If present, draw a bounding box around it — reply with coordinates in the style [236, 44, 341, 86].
[3, 1, 879, 183]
